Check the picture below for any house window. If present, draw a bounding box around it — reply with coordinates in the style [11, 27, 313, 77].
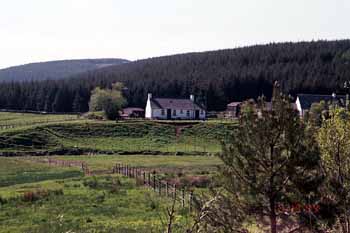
[161, 109, 165, 115]
[200, 110, 204, 114]
[180, 109, 183, 114]
[173, 109, 176, 116]
[186, 110, 190, 116]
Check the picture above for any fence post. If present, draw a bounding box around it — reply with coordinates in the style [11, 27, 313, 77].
[148, 172, 151, 186]
[158, 180, 162, 196]
[143, 172, 146, 184]
[153, 172, 156, 191]
[189, 191, 193, 212]
[126, 165, 129, 177]
[181, 188, 185, 208]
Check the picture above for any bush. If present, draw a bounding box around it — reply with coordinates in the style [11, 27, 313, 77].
[110, 177, 122, 194]
[22, 189, 63, 203]
[104, 99, 120, 120]
[83, 176, 99, 189]
[0, 196, 7, 205]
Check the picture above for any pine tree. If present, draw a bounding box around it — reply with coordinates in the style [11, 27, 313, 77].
[217, 83, 322, 233]
[72, 91, 83, 113]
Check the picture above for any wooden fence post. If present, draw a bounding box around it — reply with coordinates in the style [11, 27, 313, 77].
[181, 188, 185, 208]
[189, 191, 193, 212]
[158, 180, 162, 196]
[143, 172, 146, 184]
[153, 173, 156, 191]
[148, 172, 151, 186]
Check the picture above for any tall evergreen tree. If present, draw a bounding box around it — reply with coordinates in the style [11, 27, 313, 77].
[216, 83, 322, 233]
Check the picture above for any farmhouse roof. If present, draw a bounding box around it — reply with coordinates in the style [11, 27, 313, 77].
[150, 98, 204, 110]
[122, 107, 144, 114]
[227, 102, 242, 107]
[297, 94, 346, 109]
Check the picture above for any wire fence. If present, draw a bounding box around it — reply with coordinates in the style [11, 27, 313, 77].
[34, 159, 196, 210]
[35, 158, 91, 176]
[113, 163, 196, 211]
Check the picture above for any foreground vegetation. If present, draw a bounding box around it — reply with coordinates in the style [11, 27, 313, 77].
[0, 157, 193, 233]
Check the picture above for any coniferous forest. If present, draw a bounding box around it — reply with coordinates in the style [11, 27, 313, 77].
[1, 40, 350, 112]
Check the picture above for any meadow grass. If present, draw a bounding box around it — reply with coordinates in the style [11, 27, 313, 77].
[0, 118, 234, 154]
[0, 157, 82, 188]
[49, 155, 223, 172]
[0, 112, 80, 128]
[0, 175, 190, 233]
[0, 158, 192, 233]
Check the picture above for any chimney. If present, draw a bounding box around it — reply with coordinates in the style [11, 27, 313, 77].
[190, 94, 195, 102]
[332, 92, 337, 107]
[148, 93, 152, 100]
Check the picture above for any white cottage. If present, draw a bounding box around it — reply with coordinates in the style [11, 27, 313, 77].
[295, 93, 346, 117]
[145, 93, 206, 120]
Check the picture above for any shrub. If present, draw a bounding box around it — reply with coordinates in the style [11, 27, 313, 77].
[110, 177, 122, 194]
[0, 196, 7, 205]
[22, 189, 63, 203]
[83, 176, 99, 189]
[135, 177, 144, 187]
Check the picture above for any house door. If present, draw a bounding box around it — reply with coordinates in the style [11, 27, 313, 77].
[195, 110, 200, 120]
[167, 109, 172, 119]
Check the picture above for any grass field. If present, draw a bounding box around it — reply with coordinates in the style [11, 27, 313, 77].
[0, 157, 193, 233]
[0, 112, 80, 129]
[0, 113, 241, 232]
[0, 113, 237, 155]
[49, 154, 222, 171]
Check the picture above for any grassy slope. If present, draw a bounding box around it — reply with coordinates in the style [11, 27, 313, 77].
[0, 158, 81, 189]
[0, 158, 190, 233]
[0, 112, 79, 126]
[0, 118, 237, 154]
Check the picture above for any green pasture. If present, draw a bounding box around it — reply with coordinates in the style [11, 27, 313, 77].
[49, 154, 223, 172]
[0, 116, 237, 154]
[0, 157, 191, 233]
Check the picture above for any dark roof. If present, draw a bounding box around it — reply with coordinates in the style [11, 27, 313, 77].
[150, 98, 204, 110]
[297, 94, 346, 109]
[227, 102, 242, 107]
[122, 107, 144, 114]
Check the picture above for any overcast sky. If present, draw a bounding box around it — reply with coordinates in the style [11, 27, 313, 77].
[0, 0, 349, 69]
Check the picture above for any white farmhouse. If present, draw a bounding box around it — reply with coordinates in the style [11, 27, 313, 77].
[295, 93, 346, 117]
[145, 93, 206, 120]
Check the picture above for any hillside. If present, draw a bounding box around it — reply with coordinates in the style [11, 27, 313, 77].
[0, 58, 129, 82]
[1, 40, 350, 112]
[0, 119, 235, 156]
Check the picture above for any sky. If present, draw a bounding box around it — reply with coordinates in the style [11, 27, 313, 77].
[0, 0, 349, 69]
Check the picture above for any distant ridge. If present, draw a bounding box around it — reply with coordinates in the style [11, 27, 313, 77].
[1, 40, 350, 112]
[0, 58, 129, 82]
